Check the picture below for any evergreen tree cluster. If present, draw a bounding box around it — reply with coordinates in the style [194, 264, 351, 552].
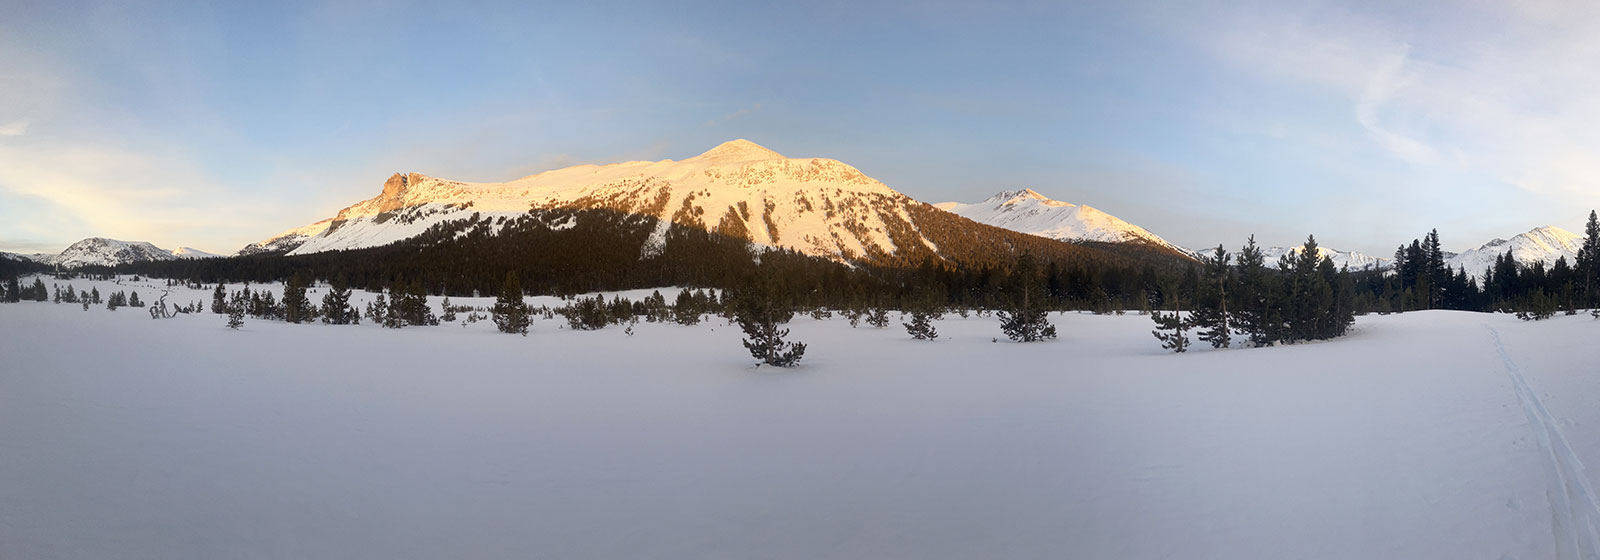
[103, 290, 143, 310]
[1349, 219, 1600, 319]
[1152, 235, 1358, 352]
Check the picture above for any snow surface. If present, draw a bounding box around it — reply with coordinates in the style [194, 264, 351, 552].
[935, 189, 1194, 256]
[4, 274, 1598, 558]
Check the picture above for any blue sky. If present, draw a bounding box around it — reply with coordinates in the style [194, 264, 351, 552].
[4, 0, 1599, 256]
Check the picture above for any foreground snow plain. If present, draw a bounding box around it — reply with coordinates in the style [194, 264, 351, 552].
[3, 275, 1599, 559]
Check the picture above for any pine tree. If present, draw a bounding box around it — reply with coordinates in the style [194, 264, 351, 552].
[1580, 210, 1600, 309]
[30, 278, 46, 302]
[1316, 258, 1355, 339]
[2, 276, 17, 303]
[1285, 235, 1334, 342]
[1151, 279, 1189, 353]
[1232, 236, 1273, 346]
[1425, 229, 1445, 308]
[321, 277, 355, 324]
[734, 265, 806, 367]
[440, 296, 458, 323]
[366, 292, 389, 325]
[128, 291, 142, 307]
[403, 279, 438, 326]
[89, 287, 101, 305]
[903, 310, 939, 340]
[1191, 245, 1232, 348]
[212, 283, 227, 314]
[673, 288, 702, 325]
[902, 287, 942, 340]
[226, 298, 245, 329]
[492, 271, 531, 335]
[998, 253, 1057, 342]
[381, 286, 405, 329]
[865, 305, 890, 328]
[282, 273, 311, 324]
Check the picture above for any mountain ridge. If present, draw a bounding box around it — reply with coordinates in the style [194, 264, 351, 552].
[934, 189, 1196, 258]
[7, 237, 223, 268]
[239, 140, 1191, 268]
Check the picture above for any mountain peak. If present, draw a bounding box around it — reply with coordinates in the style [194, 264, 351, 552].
[1526, 225, 1577, 237]
[696, 139, 784, 162]
[985, 188, 1052, 204]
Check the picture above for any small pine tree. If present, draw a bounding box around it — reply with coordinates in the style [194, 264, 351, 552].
[381, 287, 405, 329]
[903, 310, 939, 340]
[366, 292, 389, 325]
[998, 253, 1057, 342]
[212, 284, 227, 314]
[1517, 289, 1558, 321]
[902, 287, 942, 340]
[1151, 280, 1190, 352]
[404, 279, 438, 326]
[492, 272, 531, 335]
[673, 289, 702, 325]
[1191, 245, 1232, 349]
[90, 287, 101, 304]
[128, 291, 143, 307]
[865, 306, 890, 328]
[282, 273, 311, 324]
[226, 300, 245, 329]
[321, 277, 355, 325]
[440, 296, 458, 323]
[734, 266, 806, 367]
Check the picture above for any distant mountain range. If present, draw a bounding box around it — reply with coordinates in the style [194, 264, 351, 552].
[2, 238, 221, 268]
[933, 187, 1598, 278]
[233, 139, 1187, 269]
[934, 189, 1397, 271]
[4, 141, 1592, 280]
[1444, 226, 1582, 280]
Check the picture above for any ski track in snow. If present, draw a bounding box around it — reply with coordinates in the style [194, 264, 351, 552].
[1491, 325, 1600, 560]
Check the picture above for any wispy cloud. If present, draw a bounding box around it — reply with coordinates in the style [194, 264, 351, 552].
[1354, 47, 1438, 165]
[0, 141, 299, 254]
[1194, 2, 1600, 205]
[704, 103, 760, 127]
[0, 120, 26, 136]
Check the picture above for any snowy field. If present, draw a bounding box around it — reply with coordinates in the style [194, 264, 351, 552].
[4, 275, 1600, 559]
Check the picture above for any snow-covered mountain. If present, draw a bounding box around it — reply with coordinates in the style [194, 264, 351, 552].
[171, 247, 223, 259]
[1259, 245, 1392, 271]
[238, 219, 335, 256]
[43, 238, 180, 268]
[14, 238, 222, 268]
[933, 189, 1194, 256]
[242, 140, 1190, 265]
[1445, 226, 1582, 278]
[0, 252, 44, 262]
